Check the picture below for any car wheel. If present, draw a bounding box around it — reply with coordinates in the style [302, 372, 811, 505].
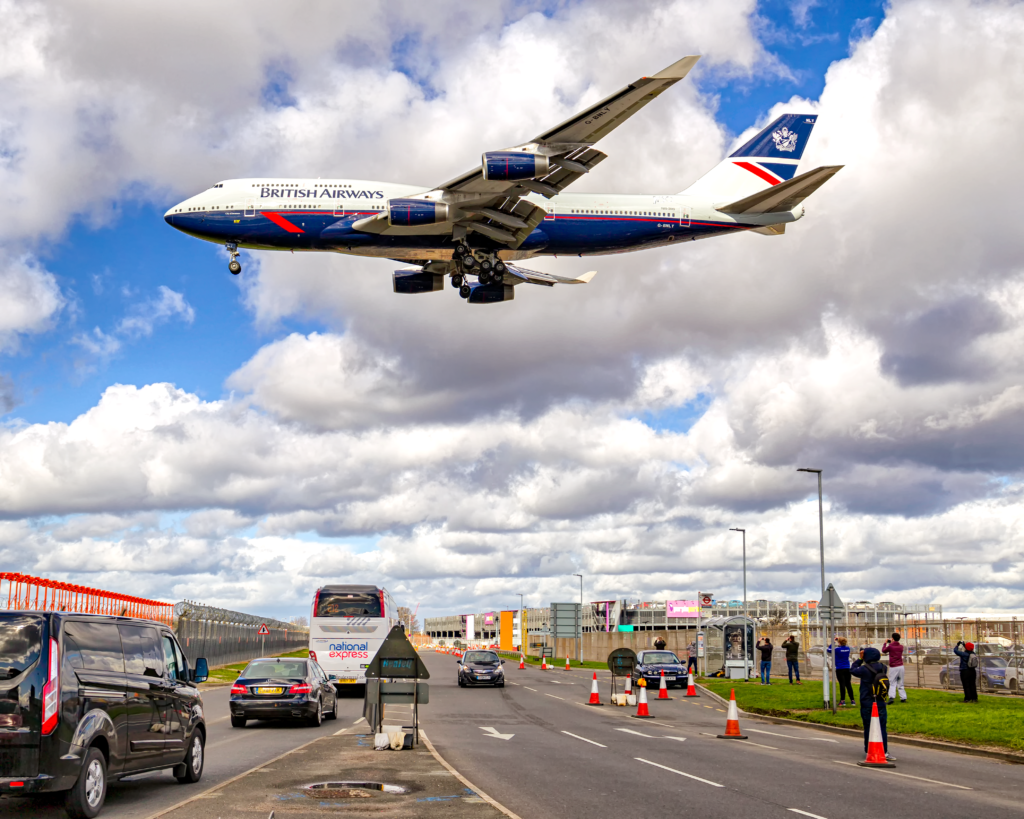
[308, 697, 323, 727]
[1009, 679, 1018, 692]
[325, 693, 339, 720]
[65, 746, 107, 819]
[176, 731, 205, 784]
[230, 715, 247, 728]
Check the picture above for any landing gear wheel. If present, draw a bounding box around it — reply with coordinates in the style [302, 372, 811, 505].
[462, 255, 477, 270]
[459, 284, 471, 299]
[228, 260, 242, 275]
[494, 260, 507, 275]
[176, 731, 205, 784]
[65, 747, 107, 819]
[480, 258, 493, 273]
[478, 271, 492, 286]
[230, 716, 246, 728]
[451, 274, 463, 288]
[454, 244, 469, 257]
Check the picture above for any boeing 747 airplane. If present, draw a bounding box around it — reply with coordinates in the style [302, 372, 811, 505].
[165, 56, 841, 304]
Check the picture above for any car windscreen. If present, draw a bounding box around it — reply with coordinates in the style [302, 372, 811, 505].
[982, 657, 1007, 668]
[463, 651, 499, 664]
[315, 592, 381, 618]
[641, 652, 680, 665]
[243, 660, 307, 678]
[0, 614, 42, 679]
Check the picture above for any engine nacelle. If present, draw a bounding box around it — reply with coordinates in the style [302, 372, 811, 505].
[481, 151, 550, 182]
[467, 283, 514, 304]
[393, 270, 444, 294]
[387, 199, 449, 227]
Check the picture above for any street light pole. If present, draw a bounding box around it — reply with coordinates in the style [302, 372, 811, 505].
[797, 467, 834, 712]
[729, 528, 748, 681]
[517, 593, 525, 656]
[572, 574, 583, 665]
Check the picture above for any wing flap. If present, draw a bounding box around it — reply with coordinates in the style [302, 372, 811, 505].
[717, 165, 843, 214]
[505, 264, 596, 286]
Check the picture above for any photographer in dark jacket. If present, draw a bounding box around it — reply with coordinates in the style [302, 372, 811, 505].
[954, 641, 978, 702]
[851, 647, 894, 761]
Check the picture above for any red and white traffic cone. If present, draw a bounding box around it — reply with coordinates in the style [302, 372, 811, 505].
[518, 654, 525, 670]
[684, 669, 699, 697]
[565, 656, 571, 671]
[624, 675, 632, 696]
[632, 679, 654, 719]
[658, 669, 670, 699]
[586, 672, 604, 706]
[541, 656, 548, 671]
[857, 702, 895, 767]
[716, 689, 747, 739]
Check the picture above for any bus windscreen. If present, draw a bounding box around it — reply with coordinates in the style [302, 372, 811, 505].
[315, 592, 381, 618]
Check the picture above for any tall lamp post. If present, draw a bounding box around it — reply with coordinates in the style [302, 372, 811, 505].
[517, 593, 525, 655]
[797, 467, 834, 712]
[729, 528, 749, 680]
[572, 574, 583, 664]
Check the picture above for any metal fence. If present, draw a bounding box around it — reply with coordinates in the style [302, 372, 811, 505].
[173, 601, 308, 668]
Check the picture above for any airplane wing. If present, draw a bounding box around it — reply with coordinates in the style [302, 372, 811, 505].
[353, 56, 701, 248]
[505, 264, 597, 287]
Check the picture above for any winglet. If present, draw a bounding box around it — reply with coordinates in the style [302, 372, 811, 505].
[574, 270, 598, 284]
[652, 55, 700, 80]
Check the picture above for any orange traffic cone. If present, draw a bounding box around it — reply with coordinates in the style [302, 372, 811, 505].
[632, 678, 654, 719]
[518, 655, 525, 670]
[541, 656, 548, 671]
[565, 656, 571, 671]
[658, 669, 670, 699]
[857, 702, 895, 767]
[586, 672, 604, 706]
[684, 669, 699, 697]
[716, 689, 747, 739]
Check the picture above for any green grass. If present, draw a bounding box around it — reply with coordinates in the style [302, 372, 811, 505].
[700, 678, 1024, 752]
[202, 647, 309, 685]
[493, 650, 608, 671]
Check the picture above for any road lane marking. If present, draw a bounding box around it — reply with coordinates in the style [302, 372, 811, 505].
[832, 761, 973, 789]
[749, 729, 838, 743]
[421, 731, 525, 819]
[524, 687, 538, 692]
[333, 727, 350, 736]
[699, 732, 777, 749]
[789, 810, 828, 818]
[353, 717, 366, 724]
[661, 736, 687, 742]
[480, 726, 515, 740]
[635, 758, 723, 787]
[562, 731, 606, 747]
[617, 728, 656, 738]
[545, 694, 564, 700]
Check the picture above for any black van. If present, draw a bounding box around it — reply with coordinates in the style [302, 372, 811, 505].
[0, 611, 209, 818]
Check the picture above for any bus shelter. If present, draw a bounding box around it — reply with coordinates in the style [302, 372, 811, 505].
[702, 615, 755, 680]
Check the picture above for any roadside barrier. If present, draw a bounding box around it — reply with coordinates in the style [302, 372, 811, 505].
[685, 670, 699, 697]
[565, 656, 571, 671]
[658, 670, 670, 699]
[633, 678, 654, 719]
[858, 702, 895, 768]
[0, 572, 173, 625]
[586, 672, 604, 706]
[716, 689, 747, 739]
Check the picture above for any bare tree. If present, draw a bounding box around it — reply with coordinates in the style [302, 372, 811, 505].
[397, 606, 420, 634]
[289, 615, 308, 627]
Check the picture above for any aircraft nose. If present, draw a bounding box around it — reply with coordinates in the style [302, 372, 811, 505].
[163, 206, 176, 226]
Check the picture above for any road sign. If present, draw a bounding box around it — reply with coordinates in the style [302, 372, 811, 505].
[696, 632, 705, 658]
[699, 593, 714, 607]
[817, 584, 846, 620]
[607, 647, 637, 676]
[257, 623, 270, 635]
[364, 625, 430, 744]
[551, 602, 581, 639]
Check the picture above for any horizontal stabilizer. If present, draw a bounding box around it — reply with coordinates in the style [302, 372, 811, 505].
[506, 264, 596, 287]
[717, 165, 843, 215]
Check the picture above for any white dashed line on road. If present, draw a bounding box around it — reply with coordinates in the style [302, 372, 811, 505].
[561, 731, 606, 747]
[634, 758, 723, 787]
[524, 687, 538, 692]
[789, 810, 828, 818]
[617, 728, 656, 738]
[545, 694, 565, 700]
[748, 728, 838, 743]
[699, 732, 777, 749]
[832, 761, 973, 789]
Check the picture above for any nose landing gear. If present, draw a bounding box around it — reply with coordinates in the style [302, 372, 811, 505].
[226, 243, 241, 275]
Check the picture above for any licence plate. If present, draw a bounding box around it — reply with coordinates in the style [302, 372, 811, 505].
[256, 687, 283, 695]
[337, 678, 357, 684]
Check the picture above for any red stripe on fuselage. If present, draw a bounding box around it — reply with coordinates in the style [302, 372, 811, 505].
[733, 161, 781, 186]
[262, 211, 306, 233]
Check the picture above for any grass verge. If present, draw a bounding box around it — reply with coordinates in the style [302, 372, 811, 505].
[202, 647, 309, 685]
[700, 678, 1024, 752]
[493, 650, 608, 671]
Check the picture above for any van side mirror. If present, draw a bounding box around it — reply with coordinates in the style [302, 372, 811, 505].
[192, 657, 209, 684]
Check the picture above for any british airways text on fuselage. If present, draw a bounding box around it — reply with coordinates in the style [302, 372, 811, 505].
[258, 187, 384, 200]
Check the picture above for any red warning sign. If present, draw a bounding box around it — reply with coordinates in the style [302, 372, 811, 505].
[257, 623, 270, 635]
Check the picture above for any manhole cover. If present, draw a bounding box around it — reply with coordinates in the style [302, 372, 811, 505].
[304, 781, 410, 799]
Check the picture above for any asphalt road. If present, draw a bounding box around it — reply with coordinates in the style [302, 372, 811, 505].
[420, 651, 1024, 819]
[0, 684, 366, 818]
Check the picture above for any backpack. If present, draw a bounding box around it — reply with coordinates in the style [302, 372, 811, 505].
[870, 664, 890, 700]
[967, 652, 979, 669]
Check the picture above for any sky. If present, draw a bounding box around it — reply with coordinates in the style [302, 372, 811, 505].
[1, 0, 1022, 622]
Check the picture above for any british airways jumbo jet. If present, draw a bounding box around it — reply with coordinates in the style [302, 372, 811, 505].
[164, 56, 840, 304]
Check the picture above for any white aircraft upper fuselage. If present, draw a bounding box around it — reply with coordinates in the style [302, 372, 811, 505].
[165, 56, 841, 303]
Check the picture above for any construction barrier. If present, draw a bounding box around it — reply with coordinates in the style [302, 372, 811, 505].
[0, 572, 173, 625]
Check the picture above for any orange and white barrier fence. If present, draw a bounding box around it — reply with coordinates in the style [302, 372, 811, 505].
[0, 572, 173, 626]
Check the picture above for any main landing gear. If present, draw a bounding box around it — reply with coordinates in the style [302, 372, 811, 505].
[226, 243, 242, 275]
[452, 243, 506, 298]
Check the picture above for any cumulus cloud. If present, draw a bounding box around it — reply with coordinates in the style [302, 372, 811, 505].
[0, 252, 63, 351]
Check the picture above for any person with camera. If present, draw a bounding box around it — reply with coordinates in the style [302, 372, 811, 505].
[783, 635, 802, 684]
[686, 639, 698, 675]
[851, 646, 894, 761]
[828, 635, 854, 706]
[882, 633, 907, 704]
[654, 635, 667, 650]
[954, 640, 979, 702]
[756, 637, 773, 685]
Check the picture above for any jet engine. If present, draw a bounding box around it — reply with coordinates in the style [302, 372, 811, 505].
[467, 282, 514, 304]
[393, 269, 444, 293]
[481, 151, 550, 181]
[387, 199, 449, 226]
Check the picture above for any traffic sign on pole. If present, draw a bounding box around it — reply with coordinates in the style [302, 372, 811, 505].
[816, 585, 845, 620]
[257, 623, 270, 635]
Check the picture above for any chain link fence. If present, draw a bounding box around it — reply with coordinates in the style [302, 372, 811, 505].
[173, 601, 308, 668]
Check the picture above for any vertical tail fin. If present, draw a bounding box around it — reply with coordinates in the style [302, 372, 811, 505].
[680, 113, 819, 202]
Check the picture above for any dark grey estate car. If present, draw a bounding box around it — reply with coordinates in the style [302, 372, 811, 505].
[0, 611, 208, 818]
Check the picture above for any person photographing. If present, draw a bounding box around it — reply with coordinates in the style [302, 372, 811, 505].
[828, 636, 854, 706]
[851, 646, 894, 761]
[882, 634, 907, 704]
[954, 640, 979, 702]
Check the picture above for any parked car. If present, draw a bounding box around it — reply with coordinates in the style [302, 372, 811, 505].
[911, 647, 949, 665]
[0, 610, 208, 818]
[457, 650, 506, 687]
[632, 650, 688, 688]
[938, 656, 1008, 691]
[230, 657, 338, 727]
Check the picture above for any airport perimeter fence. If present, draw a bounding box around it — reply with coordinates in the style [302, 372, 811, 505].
[173, 601, 308, 669]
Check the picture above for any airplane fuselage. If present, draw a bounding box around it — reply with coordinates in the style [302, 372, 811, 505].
[164, 178, 801, 262]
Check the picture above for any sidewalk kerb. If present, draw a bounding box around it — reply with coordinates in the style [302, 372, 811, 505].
[421, 729, 524, 819]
